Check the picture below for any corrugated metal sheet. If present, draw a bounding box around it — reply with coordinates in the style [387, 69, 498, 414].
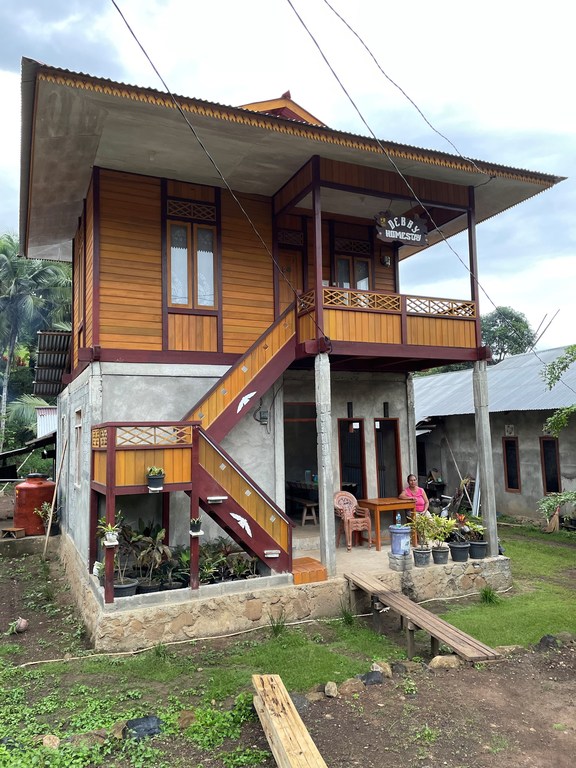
[33, 331, 71, 397]
[36, 407, 57, 438]
[415, 346, 576, 423]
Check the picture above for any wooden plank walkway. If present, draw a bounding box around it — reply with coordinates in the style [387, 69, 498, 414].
[345, 571, 501, 662]
[253, 674, 328, 768]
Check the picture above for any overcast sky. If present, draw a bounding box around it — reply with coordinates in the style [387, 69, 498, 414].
[1, 0, 574, 349]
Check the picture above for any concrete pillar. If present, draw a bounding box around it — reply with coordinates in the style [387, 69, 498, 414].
[473, 361, 498, 556]
[406, 374, 418, 476]
[315, 352, 336, 577]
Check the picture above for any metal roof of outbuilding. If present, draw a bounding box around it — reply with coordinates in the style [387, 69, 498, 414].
[414, 346, 576, 423]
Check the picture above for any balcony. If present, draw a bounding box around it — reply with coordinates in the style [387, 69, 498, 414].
[297, 288, 479, 359]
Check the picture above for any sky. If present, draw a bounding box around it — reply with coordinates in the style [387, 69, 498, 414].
[1, 0, 574, 350]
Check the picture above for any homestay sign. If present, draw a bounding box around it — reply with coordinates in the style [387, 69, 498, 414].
[375, 211, 428, 246]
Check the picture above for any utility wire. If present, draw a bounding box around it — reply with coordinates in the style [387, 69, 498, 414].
[109, 0, 317, 333]
[287, 0, 575, 394]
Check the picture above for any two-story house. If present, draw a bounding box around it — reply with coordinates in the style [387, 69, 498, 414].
[20, 58, 563, 642]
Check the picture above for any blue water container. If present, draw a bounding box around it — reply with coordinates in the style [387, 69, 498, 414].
[389, 525, 411, 556]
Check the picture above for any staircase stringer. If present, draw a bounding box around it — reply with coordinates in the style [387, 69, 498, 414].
[195, 463, 292, 573]
[183, 306, 297, 441]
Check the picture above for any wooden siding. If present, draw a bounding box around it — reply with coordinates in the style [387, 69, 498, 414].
[407, 316, 476, 348]
[319, 157, 469, 208]
[221, 191, 274, 353]
[98, 170, 163, 350]
[115, 447, 193, 486]
[324, 308, 402, 344]
[93, 451, 107, 486]
[168, 313, 218, 352]
[85, 181, 94, 348]
[199, 434, 289, 550]
[189, 308, 296, 429]
[167, 180, 215, 202]
[72, 220, 82, 370]
[273, 160, 313, 215]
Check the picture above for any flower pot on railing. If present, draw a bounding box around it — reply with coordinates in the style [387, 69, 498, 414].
[146, 467, 165, 492]
[190, 518, 202, 536]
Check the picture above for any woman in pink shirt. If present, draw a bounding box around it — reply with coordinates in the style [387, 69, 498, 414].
[399, 474, 430, 514]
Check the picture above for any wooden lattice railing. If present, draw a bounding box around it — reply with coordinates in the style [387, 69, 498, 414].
[298, 288, 475, 317]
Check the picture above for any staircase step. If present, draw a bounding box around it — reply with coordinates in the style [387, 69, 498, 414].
[292, 557, 327, 585]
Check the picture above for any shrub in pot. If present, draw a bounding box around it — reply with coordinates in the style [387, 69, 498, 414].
[409, 512, 435, 567]
[429, 515, 456, 564]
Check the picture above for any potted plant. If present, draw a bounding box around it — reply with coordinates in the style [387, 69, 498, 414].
[409, 512, 435, 567]
[429, 515, 456, 564]
[136, 528, 172, 592]
[465, 518, 487, 559]
[447, 513, 474, 562]
[190, 516, 202, 535]
[96, 516, 121, 546]
[33, 501, 60, 536]
[146, 466, 165, 491]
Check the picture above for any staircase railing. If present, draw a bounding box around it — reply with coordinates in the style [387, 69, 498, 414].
[183, 306, 296, 441]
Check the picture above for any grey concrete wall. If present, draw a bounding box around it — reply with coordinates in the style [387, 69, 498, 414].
[419, 410, 576, 520]
[284, 369, 411, 497]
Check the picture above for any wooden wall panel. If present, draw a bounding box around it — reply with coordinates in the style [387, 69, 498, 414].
[319, 157, 469, 207]
[324, 309, 401, 344]
[167, 180, 215, 202]
[168, 314, 218, 352]
[115, 447, 193, 486]
[407, 317, 476, 348]
[93, 452, 107, 485]
[85, 182, 94, 348]
[221, 191, 274, 353]
[98, 170, 162, 350]
[72, 223, 81, 370]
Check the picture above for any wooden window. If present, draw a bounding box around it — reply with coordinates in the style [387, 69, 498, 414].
[168, 221, 217, 309]
[503, 437, 521, 492]
[335, 256, 371, 290]
[540, 436, 561, 494]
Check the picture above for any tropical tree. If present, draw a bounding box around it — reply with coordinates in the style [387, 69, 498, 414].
[0, 234, 71, 452]
[542, 345, 576, 436]
[481, 306, 536, 363]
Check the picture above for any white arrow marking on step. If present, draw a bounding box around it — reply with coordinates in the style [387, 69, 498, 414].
[236, 391, 257, 413]
[230, 513, 252, 538]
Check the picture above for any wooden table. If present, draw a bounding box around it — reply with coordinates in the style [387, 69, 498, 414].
[359, 498, 415, 551]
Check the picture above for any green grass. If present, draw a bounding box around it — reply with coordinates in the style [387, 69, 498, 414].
[441, 531, 576, 646]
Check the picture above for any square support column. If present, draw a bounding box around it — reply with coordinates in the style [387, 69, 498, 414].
[315, 351, 336, 577]
[473, 361, 498, 556]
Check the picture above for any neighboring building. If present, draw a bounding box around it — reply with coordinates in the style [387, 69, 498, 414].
[414, 348, 576, 520]
[18, 58, 563, 619]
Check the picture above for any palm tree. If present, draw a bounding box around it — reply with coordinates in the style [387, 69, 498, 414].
[0, 234, 71, 452]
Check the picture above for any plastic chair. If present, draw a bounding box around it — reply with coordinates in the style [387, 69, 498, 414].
[334, 491, 372, 551]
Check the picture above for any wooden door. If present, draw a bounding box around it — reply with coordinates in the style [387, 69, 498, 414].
[278, 249, 303, 314]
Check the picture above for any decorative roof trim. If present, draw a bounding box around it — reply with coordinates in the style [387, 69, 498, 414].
[36, 69, 561, 187]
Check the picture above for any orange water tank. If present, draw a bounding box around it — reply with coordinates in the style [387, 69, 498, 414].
[14, 474, 56, 536]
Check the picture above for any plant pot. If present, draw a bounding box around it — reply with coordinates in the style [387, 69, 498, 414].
[448, 541, 470, 562]
[113, 578, 138, 597]
[431, 546, 449, 565]
[146, 474, 165, 490]
[412, 547, 431, 567]
[136, 580, 161, 594]
[104, 531, 119, 545]
[190, 520, 202, 534]
[469, 540, 488, 559]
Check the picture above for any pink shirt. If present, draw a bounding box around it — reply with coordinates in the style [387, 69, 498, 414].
[403, 486, 426, 512]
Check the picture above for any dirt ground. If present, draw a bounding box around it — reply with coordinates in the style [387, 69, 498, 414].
[1, 542, 575, 768]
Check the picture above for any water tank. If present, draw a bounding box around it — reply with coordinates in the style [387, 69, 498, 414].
[14, 473, 56, 536]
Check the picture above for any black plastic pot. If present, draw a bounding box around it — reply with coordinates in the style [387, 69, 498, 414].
[412, 547, 431, 567]
[448, 541, 470, 562]
[469, 540, 488, 559]
[431, 546, 449, 565]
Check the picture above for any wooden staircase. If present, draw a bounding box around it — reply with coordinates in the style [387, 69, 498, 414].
[183, 306, 297, 441]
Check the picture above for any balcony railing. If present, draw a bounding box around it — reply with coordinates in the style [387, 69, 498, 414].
[297, 288, 478, 350]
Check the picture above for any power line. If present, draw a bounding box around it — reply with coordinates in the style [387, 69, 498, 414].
[286, 0, 574, 394]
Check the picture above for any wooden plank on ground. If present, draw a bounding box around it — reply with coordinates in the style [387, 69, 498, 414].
[252, 674, 328, 768]
[345, 571, 501, 662]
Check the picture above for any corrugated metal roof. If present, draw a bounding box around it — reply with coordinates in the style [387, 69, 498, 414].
[414, 346, 576, 422]
[33, 331, 71, 397]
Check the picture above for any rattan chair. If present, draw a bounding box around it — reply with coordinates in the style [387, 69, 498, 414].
[334, 491, 372, 551]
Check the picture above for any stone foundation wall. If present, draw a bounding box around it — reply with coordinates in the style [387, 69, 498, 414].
[58, 533, 512, 652]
